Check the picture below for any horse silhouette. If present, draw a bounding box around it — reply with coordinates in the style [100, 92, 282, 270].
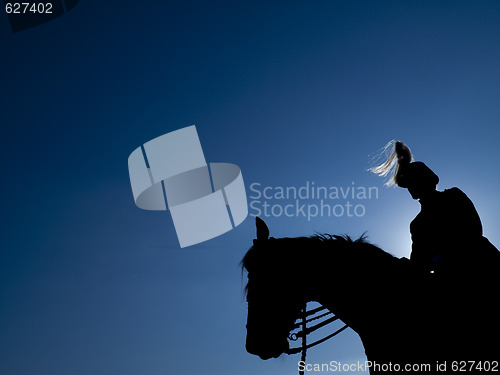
[242, 217, 500, 374]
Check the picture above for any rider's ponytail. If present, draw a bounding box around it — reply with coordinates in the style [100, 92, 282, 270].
[369, 140, 414, 186]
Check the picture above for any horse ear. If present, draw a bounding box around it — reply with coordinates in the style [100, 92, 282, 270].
[255, 216, 269, 240]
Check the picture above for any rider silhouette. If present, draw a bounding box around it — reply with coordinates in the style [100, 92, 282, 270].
[371, 141, 499, 276]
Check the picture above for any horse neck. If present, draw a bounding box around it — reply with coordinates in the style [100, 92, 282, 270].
[294, 240, 390, 331]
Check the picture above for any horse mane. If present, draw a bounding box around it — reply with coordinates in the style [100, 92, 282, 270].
[240, 233, 397, 290]
[312, 232, 368, 243]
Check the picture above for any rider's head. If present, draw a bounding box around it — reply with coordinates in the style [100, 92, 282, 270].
[370, 140, 439, 200]
[397, 161, 439, 199]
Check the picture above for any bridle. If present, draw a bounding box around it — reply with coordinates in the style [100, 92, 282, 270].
[247, 217, 348, 374]
[285, 303, 348, 375]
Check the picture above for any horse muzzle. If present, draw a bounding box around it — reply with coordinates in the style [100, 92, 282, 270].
[246, 335, 289, 360]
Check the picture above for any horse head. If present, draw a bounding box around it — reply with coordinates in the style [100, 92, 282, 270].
[242, 217, 306, 360]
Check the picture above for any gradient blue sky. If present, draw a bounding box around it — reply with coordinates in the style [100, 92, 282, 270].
[1, 1, 500, 374]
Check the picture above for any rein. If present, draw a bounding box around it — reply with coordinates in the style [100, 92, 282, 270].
[285, 303, 348, 375]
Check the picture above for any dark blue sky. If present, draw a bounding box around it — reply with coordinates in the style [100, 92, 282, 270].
[1, 1, 500, 374]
